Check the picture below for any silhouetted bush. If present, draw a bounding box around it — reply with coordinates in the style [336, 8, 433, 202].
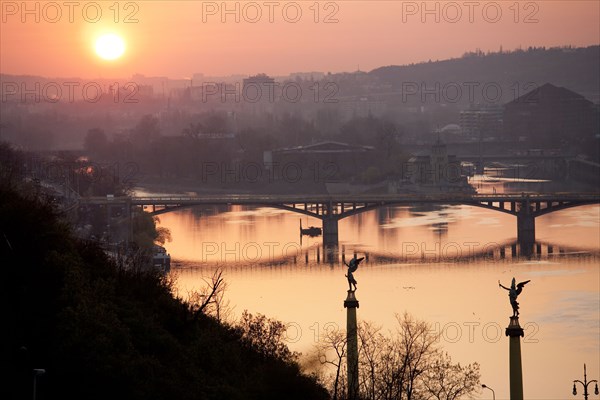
[1, 183, 328, 400]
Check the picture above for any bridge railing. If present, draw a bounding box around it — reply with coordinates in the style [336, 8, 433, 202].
[80, 192, 600, 204]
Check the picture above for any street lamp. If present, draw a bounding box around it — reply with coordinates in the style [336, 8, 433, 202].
[573, 364, 599, 400]
[33, 369, 45, 400]
[482, 383, 496, 400]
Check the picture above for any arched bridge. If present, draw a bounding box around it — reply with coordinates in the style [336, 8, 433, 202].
[81, 193, 600, 248]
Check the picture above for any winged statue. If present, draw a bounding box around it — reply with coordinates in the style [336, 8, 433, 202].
[499, 277, 531, 317]
[344, 255, 364, 292]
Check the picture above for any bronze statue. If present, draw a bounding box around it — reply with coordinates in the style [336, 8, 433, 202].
[499, 277, 531, 317]
[344, 255, 364, 291]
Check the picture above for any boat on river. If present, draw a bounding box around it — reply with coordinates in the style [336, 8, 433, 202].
[300, 219, 322, 237]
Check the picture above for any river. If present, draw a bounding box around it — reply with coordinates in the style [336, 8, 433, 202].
[139, 177, 599, 400]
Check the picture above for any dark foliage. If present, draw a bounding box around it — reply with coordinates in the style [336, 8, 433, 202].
[370, 45, 599, 103]
[0, 185, 328, 400]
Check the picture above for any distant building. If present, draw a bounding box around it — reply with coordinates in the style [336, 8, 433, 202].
[459, 104, 503, 139]
[243, 74, 275, 98]
[152, 245, 171, 273]
[289, 72, 325, 81]
[434, 124, 462, 142]
[406, 140, 463, 185]
[242, 74, 276, 114]
[503, 83, 598, 145]
[264, 141, 374, 180]
[136, 84, 154, 98]
[131, 73, 170, 96]
[339, 97, 387, 120]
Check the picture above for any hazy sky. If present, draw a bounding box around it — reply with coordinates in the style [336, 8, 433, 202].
[1, 1, 599, 78]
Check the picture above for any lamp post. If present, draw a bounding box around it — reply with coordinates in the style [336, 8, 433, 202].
[573, 364, 599, 400]
[33, 369, 45, 400]
[482, 384, 496, 400]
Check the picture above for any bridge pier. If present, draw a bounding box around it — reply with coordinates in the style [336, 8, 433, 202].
[517, 208, 535, 254]
[322, 216, 339, 248]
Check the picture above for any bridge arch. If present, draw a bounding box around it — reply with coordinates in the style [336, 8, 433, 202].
[81, 193, 600, 249]
[144, 197, 600, 220]
[530, 200, 600, 217]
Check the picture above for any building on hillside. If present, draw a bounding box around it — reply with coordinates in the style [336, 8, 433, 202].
[459, 104, 503, 139]
[264, 141, 374, 181]
[503, 83, 598, 145]
[338, 97, 388, 120]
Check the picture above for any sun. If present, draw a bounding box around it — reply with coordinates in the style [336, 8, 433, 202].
[95, 34, 126, 60]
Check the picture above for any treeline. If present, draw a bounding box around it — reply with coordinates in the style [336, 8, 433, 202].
[313, 317, 480, 400]
[370, 45, 599, 104]
[84, 113, 407, 189]
[0, 182, 328, 399]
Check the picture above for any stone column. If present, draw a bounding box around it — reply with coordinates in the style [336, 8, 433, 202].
[505, 316, 524, 400]
[344, 290, 359, 400]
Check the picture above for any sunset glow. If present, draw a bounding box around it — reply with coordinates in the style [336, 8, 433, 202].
[1, 1, 598, 77]
[1, 1, 598, 399]
[94, 34, 125, 61]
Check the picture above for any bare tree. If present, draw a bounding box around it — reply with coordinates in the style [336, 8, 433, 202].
[187, 268, 230, 322]
[375, 333, 404, 400]
[395, 312, 440, 399]
[316, 327, 347, 400]
[357, 321, 384, 400]
[421, 352, 480, 400]
[314, 313, 479, 400]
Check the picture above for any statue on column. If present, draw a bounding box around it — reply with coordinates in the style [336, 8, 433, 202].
[345, 255, 364, 292]
[499, 277, 531, 317]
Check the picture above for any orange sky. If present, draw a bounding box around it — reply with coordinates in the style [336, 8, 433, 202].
[1, 1, 599, 78]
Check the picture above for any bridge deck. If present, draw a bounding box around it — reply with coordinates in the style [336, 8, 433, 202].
[80, 193, 600, 206]
[79, 192, 600, 247]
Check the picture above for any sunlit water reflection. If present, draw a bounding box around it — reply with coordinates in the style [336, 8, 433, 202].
[150, 192, 599, 399]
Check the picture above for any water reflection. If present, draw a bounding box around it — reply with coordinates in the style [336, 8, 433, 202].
[171, 254, 599, 400]
[174, 239, 596, 268]
[156, 203, 599, 400]
[158, 203, 599, 264]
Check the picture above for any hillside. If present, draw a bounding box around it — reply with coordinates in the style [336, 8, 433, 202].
[0, 182, 328, 400]
[369, 46, 600, 103]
